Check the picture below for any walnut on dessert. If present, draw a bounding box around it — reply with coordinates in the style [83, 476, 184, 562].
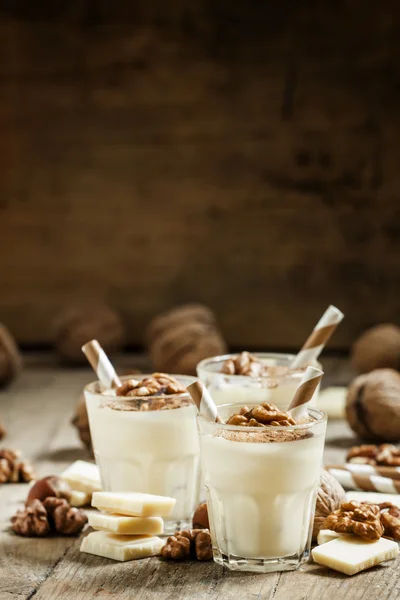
[110, 373, 190, 412]
[220, 352, 291, 381]
[0, 448, 35, 483]
[347, 444, 400, 466]
[323, 500, 384, 541]
[43, 497, 88, 534]
[221, 352, 264, 377]
[226, 402, 295, 427]
[116, 373, 186, 398]
[11, 499, 50, 537]
[161, 529, 212, 561]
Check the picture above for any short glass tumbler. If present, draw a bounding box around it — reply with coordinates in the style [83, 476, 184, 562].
[197, 404, 327, 573]
[85, 374, 199, 534]
[197, 353, 322, 411]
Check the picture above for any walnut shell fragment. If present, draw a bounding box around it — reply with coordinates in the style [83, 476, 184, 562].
[346, 369, 400, 442]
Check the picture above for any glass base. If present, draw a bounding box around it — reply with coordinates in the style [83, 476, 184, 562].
[163, 519, 192, 535]
[213, 548, 310, 573]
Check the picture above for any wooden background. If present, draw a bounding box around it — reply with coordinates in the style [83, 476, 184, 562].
[1, 1, 399, 349]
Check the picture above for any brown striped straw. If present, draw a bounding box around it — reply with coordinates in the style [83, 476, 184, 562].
[326, 463, 400, 482]
[327, 467, 400, 494]
[187, 380, 223, 423]
[288, 366, 324, 418]
[82, 339, 122, 390]
[291, 305, 344, 369]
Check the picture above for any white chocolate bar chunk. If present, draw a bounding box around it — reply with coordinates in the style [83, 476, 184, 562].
[61, 461, 102, 494]
[312, 536, 399, 576]
[317, 387, 346, 419]
[69, 489, 91, 507]
[346, 491, 400, 507]
[80, 531, 164, 561]
[92, 491, 176, 517]
[317, 529, 342, 545]
[88, 512, 164, 535]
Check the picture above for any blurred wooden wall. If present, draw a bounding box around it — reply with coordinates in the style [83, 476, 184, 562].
[0, 1, 399, 349]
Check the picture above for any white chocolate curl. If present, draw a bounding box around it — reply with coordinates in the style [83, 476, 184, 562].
[288, 366, 324, 419]
[327, 467, 400, 494]
[291, 305, 344, 369]
[82, 339, 122, 390]
[187, 380, 223, 423]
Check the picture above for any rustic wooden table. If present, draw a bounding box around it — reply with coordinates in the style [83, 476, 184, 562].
[0, 355, 399, 600]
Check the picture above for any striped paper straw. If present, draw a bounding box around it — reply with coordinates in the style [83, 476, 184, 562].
[288, 366, 324, 418]
[187, 380, 223, 423]
[82, 339, 122, 389]
[291, 305, 344, 369]
[326, 463, 400, 482]
[328, 467, 400, 494]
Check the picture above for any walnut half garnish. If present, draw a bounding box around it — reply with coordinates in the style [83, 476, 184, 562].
[226, 403, 295, 427]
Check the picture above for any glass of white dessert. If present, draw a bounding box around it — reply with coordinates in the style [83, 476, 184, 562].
[197, 402, 327, 572]
[84, 373, 199, 534]
[197, 352, 322, 410]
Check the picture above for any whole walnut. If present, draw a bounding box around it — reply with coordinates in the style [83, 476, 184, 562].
[71, 393, 93, 456]
[346, 369, 400, 442]
[351, 324, 400, 374]
[146, 304, 227, 375]
[54, 305, 125, 364]
[312, 469, 346, 541]
[0, 324, 22, 389]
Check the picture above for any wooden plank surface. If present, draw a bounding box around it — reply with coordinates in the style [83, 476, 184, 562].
[0, 354, 399, 600]
[1, 2, 400, 349]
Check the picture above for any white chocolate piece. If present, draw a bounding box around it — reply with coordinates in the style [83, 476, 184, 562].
[80, 531, 164, 561]
[92, 491, 176, 517]
[317, 386, 346, 419]
[69, 489, 91, 507]
[317, 529, 342, 545]
[88, 512, 164, 535]
[312, 536, 399, 576]
[61, 461, 102, 494]
[346, 491, 400, 507]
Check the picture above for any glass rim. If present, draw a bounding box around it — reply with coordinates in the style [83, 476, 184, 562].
[196, 404, 326, 432]
[197, 352, 322, 379]
[84, 373, 197, 399]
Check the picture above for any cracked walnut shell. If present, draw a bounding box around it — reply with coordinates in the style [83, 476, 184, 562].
[346, 369, 400, 442]
[323, 500, 384, 541]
